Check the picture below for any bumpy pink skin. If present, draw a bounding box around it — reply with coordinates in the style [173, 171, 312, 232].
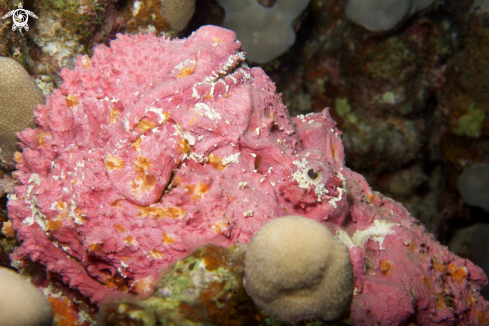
[7, 26, 489, 324]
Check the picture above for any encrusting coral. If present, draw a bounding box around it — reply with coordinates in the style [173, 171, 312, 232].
[6, 25, 489, 325]
[244, 215, 353, 322]
[0, 57, 45, 168]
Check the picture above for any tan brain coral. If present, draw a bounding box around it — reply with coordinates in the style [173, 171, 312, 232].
[0, 57, 45, 168]
[161, 0, 196, 32]
[244, 215, 354, 323]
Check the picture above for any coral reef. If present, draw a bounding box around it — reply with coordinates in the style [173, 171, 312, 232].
[121, 0, 196, 36]
[438, 11, 489, 172]
[216, 0, 311, 63]
[244, 215, 353, 322]
[0, 3, 31, 64]
[5, 25, 489, 325]
[101, 243, 351, 326]
[29, 0, 112, 74]
[0, 56, 45, 169]
[101, 244, 258, 326]
[0, 171, 17, 269]
[300, 9, 453, 174]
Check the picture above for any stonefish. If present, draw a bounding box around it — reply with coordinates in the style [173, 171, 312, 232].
[7, 26, 489, 324]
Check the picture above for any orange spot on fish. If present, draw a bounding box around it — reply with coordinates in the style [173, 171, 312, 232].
[162, 232, 175, 245]
[212, 220, 227, 233]
[380, 260, 392, 276]
[433, 259, 448, 273]
[150, 249, 164, 259]
[88, 243, 102, 253]
[66, 95, 78, 108]
[177, 66, 194, 78]
[208, 154, 225, 171]
[183, 182, 209, 201]
[109, 108, 121, 124]
[448, 262, 468, 284]
[105, 155, 125, 170]
[134, 155, 152, 173]
[137, 205, 186, 219]
[135, 119, 158, 133]
[178, 138, 190, 155]
[131, 137, 142, 152]
[169, 175, 182, 189]
[46, 219, 63, 231]
[36, 132, 51, 147]
[114, 223, 126, 233]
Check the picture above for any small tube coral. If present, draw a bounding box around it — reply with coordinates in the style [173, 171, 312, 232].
[244, 215, 353, 323]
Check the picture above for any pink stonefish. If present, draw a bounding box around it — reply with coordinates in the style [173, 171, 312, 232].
[7, 26, 489, 325]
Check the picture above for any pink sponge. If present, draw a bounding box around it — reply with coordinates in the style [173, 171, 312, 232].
[7, 25, 489, 324]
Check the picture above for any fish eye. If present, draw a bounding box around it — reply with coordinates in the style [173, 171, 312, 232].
[307, 168, 319, 180]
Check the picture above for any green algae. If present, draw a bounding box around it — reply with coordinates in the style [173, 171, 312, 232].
[453, 103, 485, 138]
[38, 0, 105, 45]
[334, 97, 351, 117]
[100, 244, 344, 326]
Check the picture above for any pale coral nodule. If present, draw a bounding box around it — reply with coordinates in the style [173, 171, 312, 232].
[244, 215, 353, 322]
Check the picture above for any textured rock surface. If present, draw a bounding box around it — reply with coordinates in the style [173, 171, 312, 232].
[0, 57, 45, 168]
[6, 26, 489, 324]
